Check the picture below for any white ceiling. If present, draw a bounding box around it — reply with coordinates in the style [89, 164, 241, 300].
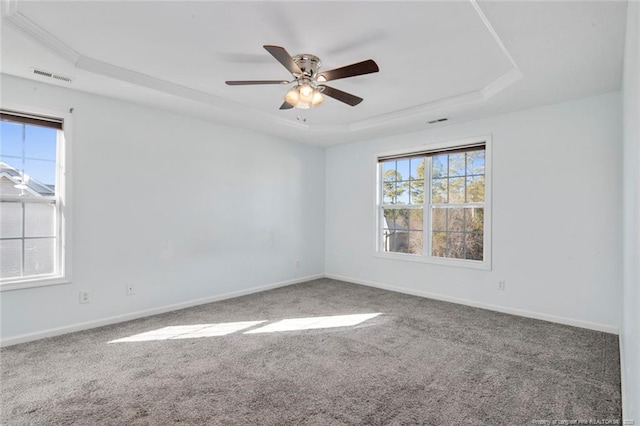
[0, 1, 628, 146]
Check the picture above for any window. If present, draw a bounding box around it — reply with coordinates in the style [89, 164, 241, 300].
[0, 109, 69, 289]
[377, 137, 490, 269]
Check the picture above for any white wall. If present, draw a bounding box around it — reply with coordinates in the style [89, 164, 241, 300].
[0, 74, 325, 344]
[621, 0, 640, 422]
[325, 91, 622, 333]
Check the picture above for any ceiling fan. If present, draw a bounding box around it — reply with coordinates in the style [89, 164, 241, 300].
[225, 45, 379, 110]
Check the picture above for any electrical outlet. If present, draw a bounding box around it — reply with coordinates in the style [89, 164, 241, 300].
[295, 260, 300, 269]
[498, 280, 506, 291]
[79, 291, 90, 304]
[126, 283, 135, 296]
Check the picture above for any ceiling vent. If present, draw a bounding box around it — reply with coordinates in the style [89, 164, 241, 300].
[32, 68, 73, 83]
[427, 118, 449, 125]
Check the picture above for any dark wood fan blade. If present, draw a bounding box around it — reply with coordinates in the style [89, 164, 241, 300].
[263, 45, 303, 75]
[226, 80, 289, 85]
[318, 59, 379, 82]
[280, 102, 294, 110]
[319, 85, 363, 106]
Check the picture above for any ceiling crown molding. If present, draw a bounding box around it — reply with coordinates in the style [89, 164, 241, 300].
[74, 56, 304, 129]
[3, 8, 80, 64]
[469, 0, 520, 71]
[482, 67, 524, 99]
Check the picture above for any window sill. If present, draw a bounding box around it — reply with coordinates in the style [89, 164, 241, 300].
[373, 252, 491, 271]
[0, 276, 71, 292]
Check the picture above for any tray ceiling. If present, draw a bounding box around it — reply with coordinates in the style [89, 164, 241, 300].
[0, 1, 627, 145]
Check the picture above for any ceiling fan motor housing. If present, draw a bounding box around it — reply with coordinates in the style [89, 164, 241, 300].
[293, 54, 321, 79]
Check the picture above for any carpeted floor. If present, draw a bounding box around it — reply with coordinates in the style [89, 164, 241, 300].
[1, 279, 621, 425]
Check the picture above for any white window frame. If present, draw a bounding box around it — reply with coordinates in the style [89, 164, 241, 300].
[374, 135, 492, 271]
[0, 103, 72, 291]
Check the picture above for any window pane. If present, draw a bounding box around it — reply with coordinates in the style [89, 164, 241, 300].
[410, 180, 424, 204]
[432, 207, 446, 231]
[382, 228, 398, 252]
[448, 177, 465, 203]
[24, 159, 56, 193]
[408, 231, 423, 255]
[25, 125, 57, 161]
[394, 236, 411, 253]
[409, 209, 423, 230]
[0, 178, 39, 198]
[382, 163, 408, 204]
[383, 208, 398, 230]
[465, 208, 484, 233]
[396, 159, 410, 181]
[432, 178, 447, 203]
[0, 161, 44, 198]
[448, 208, 465, 232]
[447, 232, 465, 259]
[0, 161, 22, 197]
[410, 158, 424, 181]
[0, 157, 21, 171]
[432, 155, 447, 178]
[382, 208, 423, 255]
[25, 202, 55, 237]
[466, 150, 485, 176]
[394, 182, 408, 204]
[0, 176, 17, 197]
[466, 232, 483, 261]
[431, 207, 484, 261]
[448, 153, 465, 177]
[0, 239, 22, 278]
[385, 209, 423, 231]
[0, 201, 22, 238]
[382, 180, 394, 204]
[432, 232, 446, 257]
[392, 209, 411, 231]
[383, 181, 404, 204]
[382, 219, 406, 253]
[24, 238, 55, 276]
[0, 121, 22, 157]
[466, 176, 485, 202]
[381, 160, 395, 173]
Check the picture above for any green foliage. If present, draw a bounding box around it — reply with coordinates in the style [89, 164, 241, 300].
[382, 169, 405, 204]
[411, 160, 425, 204]
[466, 177, 485, 203]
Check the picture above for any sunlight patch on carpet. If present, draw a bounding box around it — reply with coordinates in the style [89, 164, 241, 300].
[108, 313, 382, 343]
[108, 321, 266, 343]
[244, 313, 382, 334]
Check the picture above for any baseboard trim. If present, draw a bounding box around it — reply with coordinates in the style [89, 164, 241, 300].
[325, 273, 619, 334]
[2, 272, 618, 347]
[0, 274, 324, 347]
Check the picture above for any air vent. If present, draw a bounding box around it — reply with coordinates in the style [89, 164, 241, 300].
[427, 118, 449, 125]
[32, 68, 73, 83]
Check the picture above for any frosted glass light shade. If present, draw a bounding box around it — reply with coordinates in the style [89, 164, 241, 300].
[298, 84, 314, 103]
[284, 88, 299, 106]
[311, 91, 324, 106]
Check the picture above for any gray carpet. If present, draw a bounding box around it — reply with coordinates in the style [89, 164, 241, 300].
[1, 278, 621, 425]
